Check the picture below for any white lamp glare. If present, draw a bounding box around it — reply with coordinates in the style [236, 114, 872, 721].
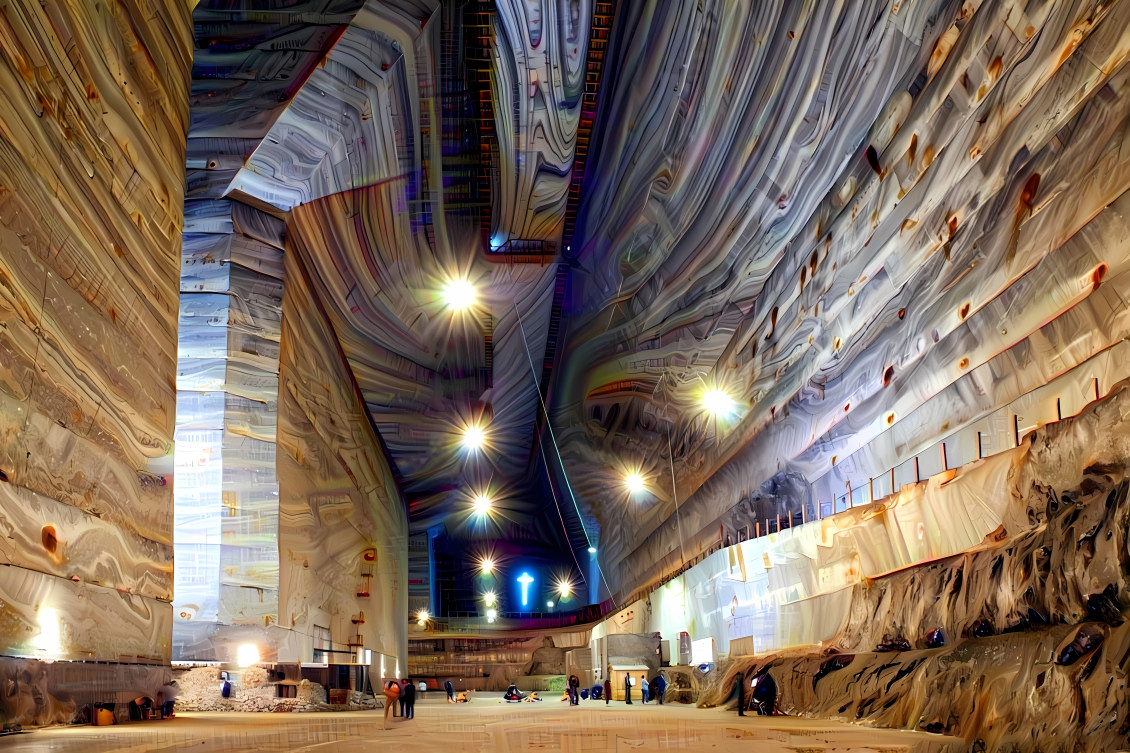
[461, 424, 486, 451]
[624, 470, 646, 495]
[481, 558, 494, 575]
[237, 643, 260, 668]
[483, 591, 496, 607]
[472, 494, 493, 516]
[703, 387, 735, 417]
[486, 608, 498, 622]
[442, 278, 476, 310]
[417, 609, 430, 624]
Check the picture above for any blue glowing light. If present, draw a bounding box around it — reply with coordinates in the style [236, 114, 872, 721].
[517, 572, 534, 607]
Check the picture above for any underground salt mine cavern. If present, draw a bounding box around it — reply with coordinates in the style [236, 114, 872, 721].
[0, 1, 1129, 751]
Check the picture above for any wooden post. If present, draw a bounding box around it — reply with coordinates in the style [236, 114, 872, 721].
[940, 442, 948, 471]
[913, 456, 920, 482]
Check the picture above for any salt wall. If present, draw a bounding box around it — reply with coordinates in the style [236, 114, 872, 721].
[174, 194, 408, 669]
[554, 0, 1130, 605]
[275, 249, 408, 670]
[0, 0, 191, 727]
[594, 382, 1130, 750]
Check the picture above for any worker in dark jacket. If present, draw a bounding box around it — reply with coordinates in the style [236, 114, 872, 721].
[624, 673, 633, 704]
[401, 678, 416, 719]
[655, 673, 667, 704]
[751, 670, 777, 715]
[603, 677, 612, 705]
[567, 674, 580, 706]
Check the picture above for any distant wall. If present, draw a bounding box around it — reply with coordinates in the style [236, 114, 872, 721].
[275, 250, 408, 671]
[0, 0, 191, 664]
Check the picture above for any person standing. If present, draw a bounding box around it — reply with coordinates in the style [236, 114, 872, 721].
[736, 671, 746, 716]
[655, 673, 666, 705]
[568, 674, 580, 706]
[751, 670, 777, 716]
[603, 676, 612, 705]
[383, 680, 401, 729]
[640, 674, 649, 703]
[401, 678, 416, 719]
[624, 673, 633, 704]
[444, 679, 455, 703]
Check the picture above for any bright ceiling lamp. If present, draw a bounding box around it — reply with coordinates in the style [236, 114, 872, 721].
[624, 470, 647, 495]
[416, 609, 430, 625]
[237, 643, 260, 668]
[482, 591, 497, 607]
[480, 558, 494, 575]
[442, 278, 476, 311]
[555, 579, 573, 599]
[472, 494, 493, 516]
[486, 608, 498, 622]
[702, 386, 736, 417]
[461, 424, 486, 451]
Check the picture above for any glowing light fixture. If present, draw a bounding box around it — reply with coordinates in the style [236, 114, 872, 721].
[703, 387, 735, 417]
[442, 278, 476, 310]
[517, 572, 534, 607]
[461, 424, 486, 451]
[556, 580, 573, 599]
[480, 558, 494, 575]
[624, 470, 647, 495]
[34, 607, 62, 658]
[587, 546, 597, 554]
[237, 643, 260, 668]
[472, 494, 493, 516]
[483, 591, 497, 607]
[546, 600, 555, 609]
[416, 609, 430, 625]
[486, 608, 498, 622]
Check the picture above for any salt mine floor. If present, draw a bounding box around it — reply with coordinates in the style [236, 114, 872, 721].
[4, 699, 963, 752]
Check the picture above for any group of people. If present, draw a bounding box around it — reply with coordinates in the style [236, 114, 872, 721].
[563, 672, 671, 705]
[381, 678, 417, 727]
[613, 672, 666, 705]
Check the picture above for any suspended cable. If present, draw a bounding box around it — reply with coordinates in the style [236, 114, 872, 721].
[513, 299, 619, 611]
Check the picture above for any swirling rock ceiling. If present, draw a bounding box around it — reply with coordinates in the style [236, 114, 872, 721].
[191, 0, 1130, 598]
